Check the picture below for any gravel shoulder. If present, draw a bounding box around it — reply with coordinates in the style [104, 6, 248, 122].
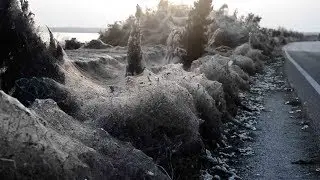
[233, 58, 320, 179]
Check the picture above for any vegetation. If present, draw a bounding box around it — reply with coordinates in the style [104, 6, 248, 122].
[83, 39, 112, 49]
[182, 0, 213, 69]
[0, 0, 64, 92]
[99, 1, 191, 46]
[0, 0, 308, 179]
[65, 38, 82, 50]
[126, 5, 144, 76]
[244, 13, 262, 32]
[98, 19, 133, 46]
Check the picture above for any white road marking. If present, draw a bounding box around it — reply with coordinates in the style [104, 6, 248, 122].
[283, 48, 320, 95]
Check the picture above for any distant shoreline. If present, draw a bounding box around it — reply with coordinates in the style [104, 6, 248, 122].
[50, 27, 103, 33]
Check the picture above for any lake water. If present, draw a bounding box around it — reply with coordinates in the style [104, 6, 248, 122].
[53, 32, 100, 43]
[40, 30, 100, 43]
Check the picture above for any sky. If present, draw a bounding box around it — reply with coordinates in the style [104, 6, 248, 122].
[29, 0, 320, 32]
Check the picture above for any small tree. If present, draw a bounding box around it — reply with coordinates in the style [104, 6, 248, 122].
[183, 0, 213, 69]
[99, 22, 124, 46]
[217, 3, 228, 16]
[126, 5, 144, 76]
[245, 13, 262, 33]
[158, 0, 168, 13]
[99, 16, 135, 46]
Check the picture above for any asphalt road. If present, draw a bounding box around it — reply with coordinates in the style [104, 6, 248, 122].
[285, 42, 320, 86]
[287, 51, 320, 84]
[239, 92, 320, 180]
[284, 42, 320, 143]
[235, 57, 320, 180]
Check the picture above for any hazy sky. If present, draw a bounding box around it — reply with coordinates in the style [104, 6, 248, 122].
[29, 0, 320, 32]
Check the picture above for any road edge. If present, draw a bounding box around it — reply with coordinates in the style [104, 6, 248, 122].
[283, 44, 320, 145]
[283, 46, 320, 95]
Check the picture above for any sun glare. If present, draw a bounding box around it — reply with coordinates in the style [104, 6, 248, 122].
[168, 0, 194, 5]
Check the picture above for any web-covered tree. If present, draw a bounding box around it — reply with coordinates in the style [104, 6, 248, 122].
[0, 0, 64, 92]
[99, 15, 135, 46]
[126, 5, 144, 76]
[245, 13, 262, 33]
[182, 0, 213, 69]
[158, 0, 169, 12]
[99, 22, 124, 46]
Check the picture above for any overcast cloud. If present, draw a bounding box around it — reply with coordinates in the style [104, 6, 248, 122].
[29, 0, 320, 32]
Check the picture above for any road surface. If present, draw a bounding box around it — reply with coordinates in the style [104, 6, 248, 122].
[284, 42, 320, 143]
[236, 58, 320, 180]
[239, 92, 320, 179]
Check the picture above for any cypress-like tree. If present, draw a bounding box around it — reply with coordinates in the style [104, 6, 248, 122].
[126, 5, 144, 76]
[183, 0, 213, 69]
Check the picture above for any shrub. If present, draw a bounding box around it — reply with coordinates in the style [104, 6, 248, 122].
[83, 39, 112, 49]
[208, 28, 246, 48]
[99, 16, 135, 46]
[99, 21, 132, 46]
[0, 91, 169, 180]
[165, 28, 186, 63]
[65, 38, 82, 50]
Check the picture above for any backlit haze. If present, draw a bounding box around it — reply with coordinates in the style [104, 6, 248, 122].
[29, 0, 320, 32]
